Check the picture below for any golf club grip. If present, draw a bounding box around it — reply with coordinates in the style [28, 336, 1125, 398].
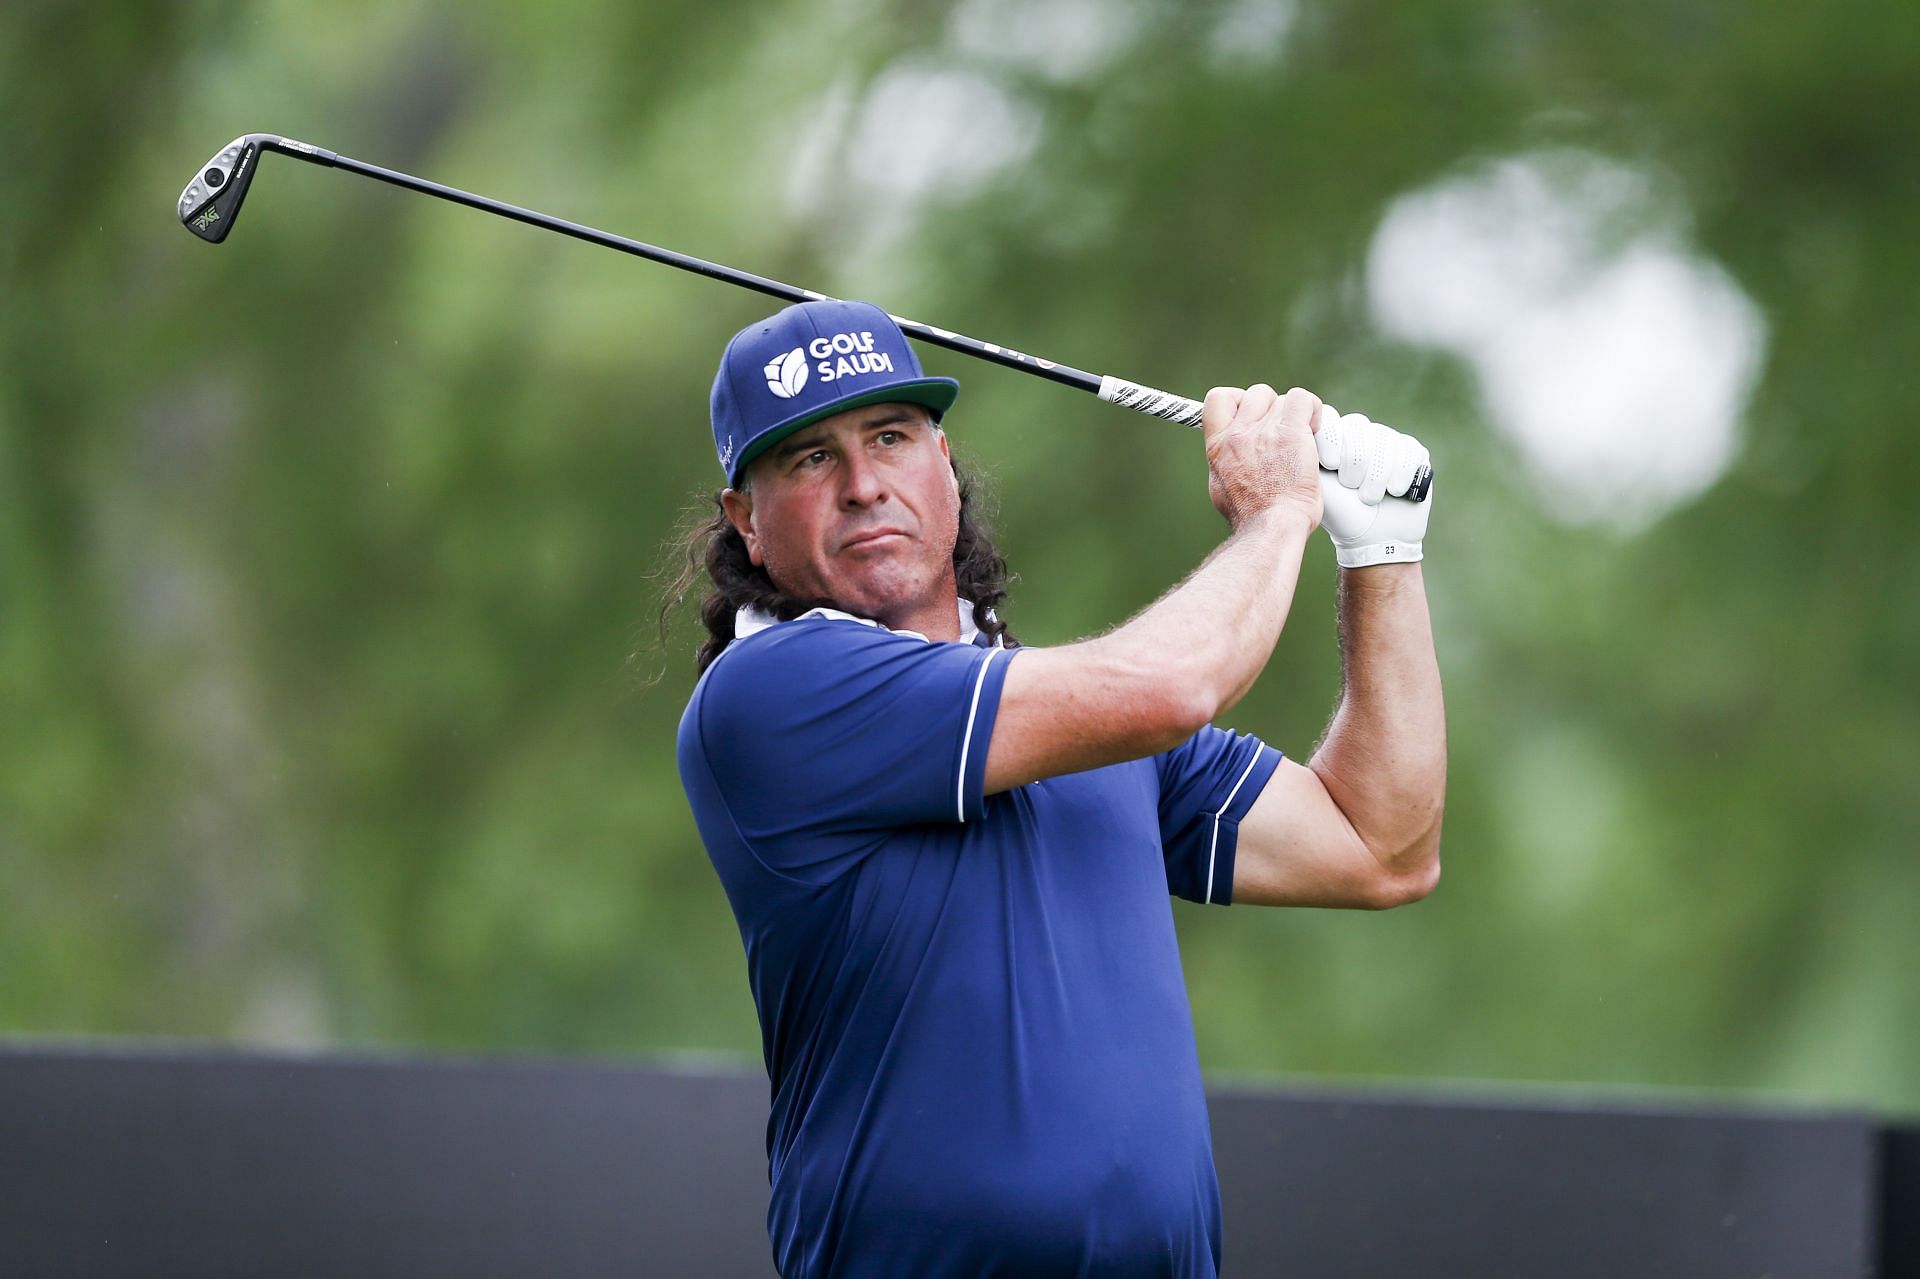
[1099, 378, 1436, 504]
[1097, 377, 1205, 427]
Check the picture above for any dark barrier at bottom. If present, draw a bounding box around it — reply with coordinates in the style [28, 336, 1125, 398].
[0, 1043, 1911, 1277]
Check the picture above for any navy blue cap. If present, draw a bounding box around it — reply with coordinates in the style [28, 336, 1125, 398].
[711, 299, 961, 487]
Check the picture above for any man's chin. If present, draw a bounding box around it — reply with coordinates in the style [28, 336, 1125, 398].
[827, 572, 939, 627]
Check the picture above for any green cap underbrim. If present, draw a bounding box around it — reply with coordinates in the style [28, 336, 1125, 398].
[730, 378, 961, 486]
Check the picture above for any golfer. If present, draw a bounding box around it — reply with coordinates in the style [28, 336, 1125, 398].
[676, 299, 1445, 1278]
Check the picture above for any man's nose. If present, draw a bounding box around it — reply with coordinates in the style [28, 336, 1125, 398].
[839, 450, 887, 507]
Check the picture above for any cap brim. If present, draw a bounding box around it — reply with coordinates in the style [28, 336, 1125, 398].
[731, 377, 961, 486]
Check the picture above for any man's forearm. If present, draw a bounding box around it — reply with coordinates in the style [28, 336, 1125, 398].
[1309, 564, 1447, 875]
[984, 506, 1316, 793]
[1081, 506, 1316, 726]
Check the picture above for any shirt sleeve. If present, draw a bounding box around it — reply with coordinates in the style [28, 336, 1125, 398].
[1156, 726, 1283, 906]
[689, 617, 1015, 881]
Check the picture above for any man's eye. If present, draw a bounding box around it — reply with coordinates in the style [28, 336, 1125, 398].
[877, 430, 904, 445]
[799, 450, 830, 467]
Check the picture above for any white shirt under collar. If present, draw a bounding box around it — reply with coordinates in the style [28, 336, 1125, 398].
[735, 597, 1002, 647]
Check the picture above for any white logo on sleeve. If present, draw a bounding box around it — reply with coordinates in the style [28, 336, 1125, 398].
[765, 348, 809, 399]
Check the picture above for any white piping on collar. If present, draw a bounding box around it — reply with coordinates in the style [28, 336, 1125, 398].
[734, 598, 1003, 647]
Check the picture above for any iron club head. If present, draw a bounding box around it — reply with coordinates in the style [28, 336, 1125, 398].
[178, 134, 268, 243]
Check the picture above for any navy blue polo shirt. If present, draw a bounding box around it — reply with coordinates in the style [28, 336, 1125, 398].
[677, 604, 1282, 1279]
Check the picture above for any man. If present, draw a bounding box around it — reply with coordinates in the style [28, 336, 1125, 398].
[676, 298, 1444, 1277]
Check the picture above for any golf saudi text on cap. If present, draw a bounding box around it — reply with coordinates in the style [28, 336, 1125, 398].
[711, 299, 961, 487]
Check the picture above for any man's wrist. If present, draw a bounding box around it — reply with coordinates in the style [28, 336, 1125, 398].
[1336, 561, 1425, 601]
[1235, 502, 1318, 545]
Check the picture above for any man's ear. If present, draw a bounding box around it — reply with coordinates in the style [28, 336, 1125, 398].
[720, 488, 763, 566]
[935, 427, 958, 496]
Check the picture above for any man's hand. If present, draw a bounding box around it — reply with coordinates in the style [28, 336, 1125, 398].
[1314, 406, 1434, 568]
[1203, 385, 1324, 533]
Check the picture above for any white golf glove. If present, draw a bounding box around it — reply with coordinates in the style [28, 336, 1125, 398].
[1315, 405, 1433, 568]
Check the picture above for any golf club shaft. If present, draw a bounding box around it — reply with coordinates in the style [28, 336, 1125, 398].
[251, 139, 1178, 408]
[189, 135, 1431, 499]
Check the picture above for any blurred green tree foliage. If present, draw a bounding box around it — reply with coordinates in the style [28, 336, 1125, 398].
[2, 0, 1915, 1111]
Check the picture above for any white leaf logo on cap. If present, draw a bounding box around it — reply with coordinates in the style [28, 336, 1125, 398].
[764, 348, 808, 399]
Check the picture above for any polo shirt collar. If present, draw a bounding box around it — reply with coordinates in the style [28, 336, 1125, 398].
[735, 597, 1002, 647]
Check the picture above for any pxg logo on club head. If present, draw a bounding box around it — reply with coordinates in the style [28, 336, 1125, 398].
[765, 348, 809, 399]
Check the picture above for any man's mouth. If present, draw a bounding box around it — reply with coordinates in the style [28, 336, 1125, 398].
[842, 529, 908, 550]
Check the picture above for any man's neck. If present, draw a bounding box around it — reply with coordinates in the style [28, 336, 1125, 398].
[873, 596, 964, 643]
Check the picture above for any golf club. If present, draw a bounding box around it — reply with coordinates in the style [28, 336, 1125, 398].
[177, 132, 1432, 502]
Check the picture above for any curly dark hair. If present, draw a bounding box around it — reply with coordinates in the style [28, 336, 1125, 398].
[658, 459, 1018, 675]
